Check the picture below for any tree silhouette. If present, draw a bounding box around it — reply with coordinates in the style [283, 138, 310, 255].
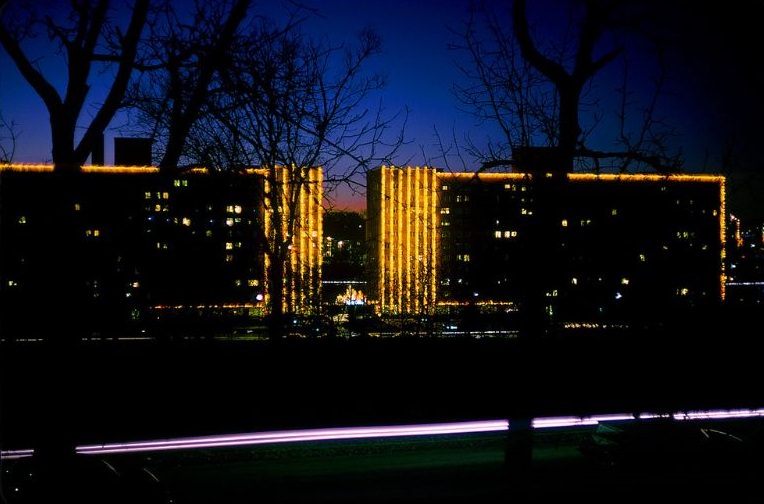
[0, 0, 150, 172]
[449, 0, 700, 473]
[450, 0, 692, 175]
[123, 0, 253, 172]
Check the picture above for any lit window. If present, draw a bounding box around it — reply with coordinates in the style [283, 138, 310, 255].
[580, 219, 591, 226]
[225, 242, 233, 250]
[162, 192, 169, 199]
[225, 254, 233, 262]
[494, 231, 502, 239]
[234, 205, 242, 214]
[182, 217, 191, 226]
[571, 277, 578, 285]
[234, 279, 242, 287]
[561, 219, 568, 227]
[74, 203, 81, 211]
[205, 230, 213, 237]
[621, 278, 629, 285]
[17, 216, 26, 224]
[226, 218, 234, 227]
[611, 208, 618, 216]
[154, 204, 162, 212]
[131, 282, 140, 288]
[144, 192, 151, 199]
[442, 185, 449, 191]
[440, 208, 450, 214]
[639, 254, 646, 262]
[226, 205, 234, 213]
[7, 280, 17, 287]
[248, 279, 259, 287]
[678, 287, 689, 296]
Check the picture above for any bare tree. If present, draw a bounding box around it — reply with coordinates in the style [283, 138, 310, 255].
[449, 0, 697, 474]
[0, 111, 17, 163]
[0, 0, 150, 172]
[450, 0, 684, 174]
[124, 0, 252, 171]
[204, 17, 401, 335]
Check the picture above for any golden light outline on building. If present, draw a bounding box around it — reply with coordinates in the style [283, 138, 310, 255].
[369, 166, 439, 315]
[1, 164, 159, 174]
[2, 163, 323, 314]
[369, 167, 727, 314]
[259, 165, 323, 315]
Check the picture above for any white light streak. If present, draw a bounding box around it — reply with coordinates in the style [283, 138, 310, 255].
[3, 408, 763, 460]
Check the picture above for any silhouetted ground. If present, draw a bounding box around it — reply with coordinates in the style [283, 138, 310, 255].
[4, 422, 763, 503]
[1, 325, 762, 450]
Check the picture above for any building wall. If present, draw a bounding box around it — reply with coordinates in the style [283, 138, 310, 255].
[367, 167, 726, 327]
[0, 164, 322, 337]
[366, 166, 439, 315]
[261, 165, 323, 315]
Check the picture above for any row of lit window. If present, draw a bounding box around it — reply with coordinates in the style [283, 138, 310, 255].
[145, 191, 170, 200]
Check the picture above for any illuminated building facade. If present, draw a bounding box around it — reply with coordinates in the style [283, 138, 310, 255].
[366, 166, 439, 314]
[0, 164, 322, 337]
[262, 166, 324, 314]
[367, 166, 726, 328]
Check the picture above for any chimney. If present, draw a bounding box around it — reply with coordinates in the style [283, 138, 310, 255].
[91, 133, 104, 165]
[114, 137, 153, 166]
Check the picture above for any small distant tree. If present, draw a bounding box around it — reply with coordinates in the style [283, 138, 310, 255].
[0, 112, 16, 163]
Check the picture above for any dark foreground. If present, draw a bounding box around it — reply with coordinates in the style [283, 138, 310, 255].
[2, 326, 764, 502]
[4, 419, 764, 503]
[2, 327, 763, 449]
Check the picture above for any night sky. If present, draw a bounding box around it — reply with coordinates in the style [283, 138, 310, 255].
[2, 0, 763, 220]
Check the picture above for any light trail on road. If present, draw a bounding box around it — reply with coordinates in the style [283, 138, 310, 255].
[3, 408, 764, 459]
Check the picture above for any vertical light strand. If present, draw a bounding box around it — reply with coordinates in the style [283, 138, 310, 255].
[400, 166, 413, 313]
[378, 168, 387, 312]
[719, 176, 727, 301]
[413, 167, 421, 313]
[314, 167, 324, 311]
[396, 167, 404, 314]
[263, 171, 272, 311]
[298, 167, 307, 312]
[429, 167, 438, 309]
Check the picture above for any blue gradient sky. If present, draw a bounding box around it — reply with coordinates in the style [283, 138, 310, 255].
[2, 1, 763, 218]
